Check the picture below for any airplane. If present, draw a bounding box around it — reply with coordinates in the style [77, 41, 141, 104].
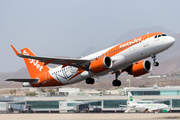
[123, 92, 170, 113]
[6, 32, 175, 87]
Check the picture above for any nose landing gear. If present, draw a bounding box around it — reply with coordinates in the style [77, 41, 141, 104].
[151, 55, 159, 67]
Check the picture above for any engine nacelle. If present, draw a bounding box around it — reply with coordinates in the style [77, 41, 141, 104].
[127, 60, 152, 77]
[90, 56, 112, 73]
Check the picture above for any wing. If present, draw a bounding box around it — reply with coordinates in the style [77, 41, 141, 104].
[124, 108, 132, 113]
[11, 45, 91, 68]
[147, 107, 160, 112]
[6, 79, 38, 82]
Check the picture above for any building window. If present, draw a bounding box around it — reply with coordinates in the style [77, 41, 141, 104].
[172, 99, 180, 108]
[130, 91, 160, 96]
[103, 100, 126, 108]
[90, 101, 101, 106]
[27, 101, 59, 109]
[67, 103, 80, 106]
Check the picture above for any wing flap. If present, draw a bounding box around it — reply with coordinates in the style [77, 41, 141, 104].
[6, 79, 38, 82]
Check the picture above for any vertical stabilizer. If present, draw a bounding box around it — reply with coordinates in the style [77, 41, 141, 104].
[20, 48, 50, 78]
[128, 92, 137, 105]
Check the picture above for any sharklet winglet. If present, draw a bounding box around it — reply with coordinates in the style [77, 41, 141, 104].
[11, 45, 20, 56]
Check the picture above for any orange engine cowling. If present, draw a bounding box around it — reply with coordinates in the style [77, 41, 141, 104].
[128, 60, 152, 77]
[90, 56, 112, 73]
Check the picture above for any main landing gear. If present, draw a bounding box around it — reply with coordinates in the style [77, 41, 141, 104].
[151, 55, 159, 67]
[86, 78, 95, 84]
[85, 71, 95, 85]
[112, 71, 121, 86]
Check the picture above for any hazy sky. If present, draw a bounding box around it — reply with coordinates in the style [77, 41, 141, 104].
[1, 0, 180, 72]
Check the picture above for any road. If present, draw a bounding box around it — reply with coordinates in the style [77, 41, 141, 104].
[0, 113, 180, 120]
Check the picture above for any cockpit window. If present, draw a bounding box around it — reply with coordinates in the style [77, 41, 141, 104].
[155, 34, 167, 39]
[162, 34, 167, 36]
[158, 34, 161, 37]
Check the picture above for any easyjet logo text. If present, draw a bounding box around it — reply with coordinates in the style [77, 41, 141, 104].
[23, 50, 43, 71]
[119, 37, 142, 48]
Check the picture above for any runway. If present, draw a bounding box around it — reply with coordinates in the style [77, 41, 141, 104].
[1, 113, 180, 120]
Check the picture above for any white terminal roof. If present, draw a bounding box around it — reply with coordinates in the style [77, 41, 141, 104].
[124, 86, 180, 91]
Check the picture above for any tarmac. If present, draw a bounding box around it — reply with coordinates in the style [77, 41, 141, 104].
[1, 113, 180, 120]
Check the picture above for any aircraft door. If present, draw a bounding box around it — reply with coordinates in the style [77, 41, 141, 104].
[143, 35, 149, 47]
[45, 72, 47, 80]
[129, 43, 136, 52]
[129, 46, 136, 53]
[45, 72, 50, 80]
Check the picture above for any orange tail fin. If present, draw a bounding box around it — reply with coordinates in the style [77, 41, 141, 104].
[20, 48, 50, 79]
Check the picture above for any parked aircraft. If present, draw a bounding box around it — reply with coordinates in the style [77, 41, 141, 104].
[6, 32, 175, 87]
[124, 92, 170, 113]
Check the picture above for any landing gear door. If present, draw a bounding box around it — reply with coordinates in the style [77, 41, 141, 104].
[143, 35, 149, 47]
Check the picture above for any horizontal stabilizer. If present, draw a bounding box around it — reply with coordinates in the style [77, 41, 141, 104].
[6, 79, 38, 82]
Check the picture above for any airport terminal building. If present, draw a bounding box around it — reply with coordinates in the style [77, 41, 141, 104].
[1, 86, 180, 113]
[124, 85, 180, 96]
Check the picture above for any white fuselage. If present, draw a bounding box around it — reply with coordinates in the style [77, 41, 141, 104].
[129, 103, 169, 112]
[46, 35, 175, 85]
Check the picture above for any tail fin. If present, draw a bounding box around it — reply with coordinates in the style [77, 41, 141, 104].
[128, 92, 137, 104]
[20, 48, 50, 78]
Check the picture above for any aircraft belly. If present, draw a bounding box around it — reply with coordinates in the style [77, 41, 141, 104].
[50, 66, 81, 85]
[111, 55, 126, 70]
[68, 75, 85, 84]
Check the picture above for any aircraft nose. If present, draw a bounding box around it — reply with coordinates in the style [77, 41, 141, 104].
[170, 36, 175, 44]
[165, 36, 175, 47]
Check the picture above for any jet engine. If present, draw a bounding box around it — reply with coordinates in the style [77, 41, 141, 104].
[126, 60, 152, 77]
[90, 56, 112, 73]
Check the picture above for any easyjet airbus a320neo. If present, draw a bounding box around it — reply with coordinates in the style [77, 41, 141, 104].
[6, 32, 175, 87]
